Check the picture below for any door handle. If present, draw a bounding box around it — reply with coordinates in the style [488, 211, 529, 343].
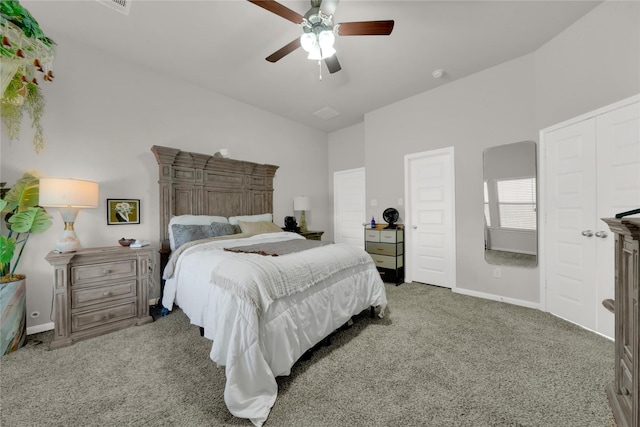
[581, 230, 594, 237]
[412, 225, 417, 229]
[595, 231, 608, 238]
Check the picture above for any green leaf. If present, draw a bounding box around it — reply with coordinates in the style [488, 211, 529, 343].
[0, 235, 16, 273]
[7, 206, 51, 233]
[2, 172, 39, 212]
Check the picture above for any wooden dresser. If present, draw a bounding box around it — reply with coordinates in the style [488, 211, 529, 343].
[602, 218, 640, 427]
[45, 246, 154, 349]
[365, 227, 404, 285]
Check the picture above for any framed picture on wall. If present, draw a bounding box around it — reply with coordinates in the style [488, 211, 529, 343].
[107, 199, 140, 225]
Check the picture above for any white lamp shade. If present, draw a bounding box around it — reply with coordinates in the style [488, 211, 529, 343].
[293, 196, 311, 211]
[39, 178, 99, 208]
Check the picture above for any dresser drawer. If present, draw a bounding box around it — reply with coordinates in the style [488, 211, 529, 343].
[71, 280, 137, 309]
[380, 230, 403, 243]
[365, 229, 380, 242]
[366, 242, 403, 256]
[72, 260, 137, 286]
[370, 253, 403, 269]
[72, 300, 137, 332]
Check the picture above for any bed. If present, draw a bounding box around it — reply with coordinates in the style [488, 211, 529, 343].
[151, 146, 387, 426]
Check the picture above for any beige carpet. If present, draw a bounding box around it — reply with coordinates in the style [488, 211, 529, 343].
[1, 282, 617, 426]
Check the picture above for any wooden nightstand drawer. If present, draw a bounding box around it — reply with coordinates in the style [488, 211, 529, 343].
[365, 242, 403, 256]
[72, 300, 137, 332]
[71, 280, 137, 309]
[369, 253, 403, 269]
[72, 259, 137, 286]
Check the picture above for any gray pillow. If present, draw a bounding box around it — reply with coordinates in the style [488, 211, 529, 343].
[171, 224, 214, 250]
[172, 222, 240, 250]
[210, 222, 239, 236]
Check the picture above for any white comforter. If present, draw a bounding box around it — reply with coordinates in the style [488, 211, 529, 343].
[162, 232, 387, 426]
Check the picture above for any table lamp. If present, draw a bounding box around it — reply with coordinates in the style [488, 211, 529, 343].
[39, 178, 99, 253]
[293, 196, 310, 233]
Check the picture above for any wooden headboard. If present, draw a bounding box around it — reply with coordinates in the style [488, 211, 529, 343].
[151, 145, 279, 250]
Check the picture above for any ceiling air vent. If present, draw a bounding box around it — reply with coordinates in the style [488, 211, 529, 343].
[313, 107, 341, 121]
[96, 0, 131, 16]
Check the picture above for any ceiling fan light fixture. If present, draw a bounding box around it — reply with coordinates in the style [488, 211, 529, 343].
[300, 32, 316, 52]
[307, 46, 322, 61]
[318, 30, 335, 50]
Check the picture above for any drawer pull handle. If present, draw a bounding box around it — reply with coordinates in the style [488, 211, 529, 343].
[102, 269, 111, 274]
[376, 247, 384, 250]
[376, 260, 384, 264]
[103, 291, 112, 297]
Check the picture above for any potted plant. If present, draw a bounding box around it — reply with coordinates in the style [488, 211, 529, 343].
[0, 172, 52, 355]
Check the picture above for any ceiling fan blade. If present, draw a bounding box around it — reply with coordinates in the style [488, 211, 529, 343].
[325, 54, 341, 74]
[266, 38, 301, 63]
[337, 20, 395, 36]
[247, 0, 304, 24]
[320, 0, 340, 15]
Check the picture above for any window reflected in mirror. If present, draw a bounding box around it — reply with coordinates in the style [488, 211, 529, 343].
[483, 141, 537, 268]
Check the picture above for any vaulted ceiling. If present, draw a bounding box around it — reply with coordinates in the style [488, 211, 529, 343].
[23, 0, 601, 133]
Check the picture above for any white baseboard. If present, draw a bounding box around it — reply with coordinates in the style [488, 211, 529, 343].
[27, 322, 54, 335]
[453, 287, 540, 310]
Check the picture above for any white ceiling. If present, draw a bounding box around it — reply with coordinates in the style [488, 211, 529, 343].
[23, 0, 601, 133]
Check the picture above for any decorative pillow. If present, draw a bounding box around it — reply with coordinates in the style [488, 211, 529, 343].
[210, 222, 239, 236]
[171, 224, 214, 250]
[238, 220, 283, 234]
[228, 213, 273, 225]
[172, 222, 241, 250]
[168, 215, 228, 250]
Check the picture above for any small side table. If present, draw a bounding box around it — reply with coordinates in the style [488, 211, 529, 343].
[282, 227, 324, 241]
[45, 246, 153, 349]
[299, 230, 324, 241]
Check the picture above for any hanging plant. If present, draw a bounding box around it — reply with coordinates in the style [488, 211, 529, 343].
[1, 68, 45, 152]
[0, 0, 54, 153]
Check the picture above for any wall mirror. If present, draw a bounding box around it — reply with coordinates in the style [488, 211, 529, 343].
[483, 141, 537, 268]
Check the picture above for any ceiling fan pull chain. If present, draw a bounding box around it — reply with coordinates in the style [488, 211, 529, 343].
[318, 60, 322, 81]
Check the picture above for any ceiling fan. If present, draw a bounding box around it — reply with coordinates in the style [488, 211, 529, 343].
[248, 0, 394, 74]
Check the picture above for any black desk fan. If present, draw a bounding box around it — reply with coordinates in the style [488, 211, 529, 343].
[382, 208, 399, 229]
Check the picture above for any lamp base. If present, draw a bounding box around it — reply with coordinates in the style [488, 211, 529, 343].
[300, 210, 308, 233]
[55, 208, 82, 253]
[55, 229, 80, 253]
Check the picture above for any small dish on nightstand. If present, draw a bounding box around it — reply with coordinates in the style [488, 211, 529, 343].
[118, 238, 136, 247]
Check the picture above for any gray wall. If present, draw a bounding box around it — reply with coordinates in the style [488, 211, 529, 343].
[1, 33, 330, 332]
[326, 123, 366, 242]
[328, 1, 640, 306]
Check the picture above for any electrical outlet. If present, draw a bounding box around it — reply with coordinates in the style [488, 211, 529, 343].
[493, 268, 501, 278]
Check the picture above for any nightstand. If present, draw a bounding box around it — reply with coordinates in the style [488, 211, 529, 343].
[299, 230, 324, 241]
[45, 246, 154, 349]
[282, 227, 324, 241]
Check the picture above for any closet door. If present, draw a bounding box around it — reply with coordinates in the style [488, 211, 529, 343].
[543, 98, 639, 339]
[544, 119, 598, 331]
[595, 102, 640, 337]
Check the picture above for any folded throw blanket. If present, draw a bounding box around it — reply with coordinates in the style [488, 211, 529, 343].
[224, 239, 330, 256]
[211, 243, 375, 312]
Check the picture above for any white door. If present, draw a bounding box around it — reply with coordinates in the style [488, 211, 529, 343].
[595, 102, 640, 337]
[544, 119, 598, 331]
[543, 98, 640, 338]
[405, 147, 456, 288]
[334, 168, 366, 249]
